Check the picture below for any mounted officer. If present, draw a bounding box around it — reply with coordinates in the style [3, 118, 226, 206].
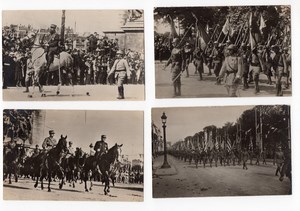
[44, 24, 60, 71]
[94, 135, 109, 159]
[42, 130, 57, 151]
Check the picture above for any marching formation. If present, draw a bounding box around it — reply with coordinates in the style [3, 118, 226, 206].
[155, 6, 291, 97]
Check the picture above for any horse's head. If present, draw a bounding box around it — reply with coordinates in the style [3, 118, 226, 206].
[57, 135, 68, 152]
[108, 143, 123, 162]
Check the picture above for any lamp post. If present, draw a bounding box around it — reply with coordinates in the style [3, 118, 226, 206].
[161, 112, 171, 168]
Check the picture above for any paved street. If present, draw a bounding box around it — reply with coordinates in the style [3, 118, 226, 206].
[3, 84, 144, 101]
[3, 178, 143, 201]
[153, 155, 291, 198]
[155, 61, 292, 98]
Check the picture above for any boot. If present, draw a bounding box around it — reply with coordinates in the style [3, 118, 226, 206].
[23, 81, 29, 93]
[120, 86, 125, 99]
[177, 85, 181, 96]
[254, 81, 260, 94]
[243, 77, 249, 90]
[173, 85, 177, 97]
[117, 86, 122, 99]
[277, 82, 283, 96]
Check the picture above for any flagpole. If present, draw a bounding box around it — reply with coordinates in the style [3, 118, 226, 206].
[260, 107, 263, 152]
[255, 107, 257, 150]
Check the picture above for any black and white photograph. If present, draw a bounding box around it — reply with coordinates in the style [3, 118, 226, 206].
[3, 109, 144, 201]
[152, 105, 291, 198]
[2, 10, 144, 101]
[154, 6, 291, 98]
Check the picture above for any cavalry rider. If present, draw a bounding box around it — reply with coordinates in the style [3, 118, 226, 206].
[44, 24, 60, 71]
[32, 144, 40, 158]
[94, 135, 109, 159]
[68, 141, 75, 156]
[107, 50, 131, 99]
[42, 130, 57, 151]
[218, 44, 243, 97]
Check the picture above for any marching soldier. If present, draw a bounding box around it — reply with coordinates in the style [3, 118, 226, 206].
[241, 148, 249, 170]
[211, 41, 223, 84]
[42, 130, 57, 151]
[249, 46, 262, 94]
[218, 44, 243, 97]
[239, 43, 251, 90]
[282, 46, 291, 89]
[44, 24, 60, 71]
[275, 145, 285, 176]
[193, 47, 204, 80]
[107, 50, 131, 99]
[269, 45, 287, 96]
[183, 42, 193, 77]
[164, 38, 186, 97]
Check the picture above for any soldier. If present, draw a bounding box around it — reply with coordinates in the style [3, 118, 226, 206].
[255, 148, 260, 165]
[218, 44, 243, 97]
[89, 143, 95, 156]
[211, 41, 223, 84]
[269, 45, 287, 96]
[164, 38, 186, 97]
[44, 24, 60, 71]
[249, 46, 262, 94]
[42, 130, 57, 151]
[275, 145, 285, 176]
[183, 42, 193, 77]
[241, 148, 249, 170]
[239, 43, 251, 89]
[94, 135, 109, 159]
[107, 50, 131, 99]
[193, 47, 204, 80]
[261, 147, 267, 165]
[282, 46, 291, 89]
[68, 141, 75, 156]
[32, 144, 40, 158]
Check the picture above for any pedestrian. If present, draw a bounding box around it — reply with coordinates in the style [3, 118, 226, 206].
[164, 38, 186, 97]
[218, 44, 243, 97]
[107, 50, 131, 99]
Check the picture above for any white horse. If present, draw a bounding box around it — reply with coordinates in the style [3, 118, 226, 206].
[28, 32, 74, 97]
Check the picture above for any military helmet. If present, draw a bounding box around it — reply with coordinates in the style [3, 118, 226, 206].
[49, 130, 55, 134]
[50, 24, 57, 29]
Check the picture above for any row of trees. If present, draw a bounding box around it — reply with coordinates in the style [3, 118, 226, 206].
[171, 105, 291, 154]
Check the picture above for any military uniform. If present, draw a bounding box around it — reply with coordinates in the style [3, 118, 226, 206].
[94, 140, 108, 158]
[193, 48, 204, 80]
[108, 51, 131, 99]
[183, 43, 193, 77]
[241, 149, 249, 170]
[249, 49, 262, 94]
[239, 45, 251, 89]
[45, 25, 60, 68]
[42, 136, 57, 150]
[218, 45, 243, 97]
[165, 41, 186, 97]
[211, 44, 223, 82]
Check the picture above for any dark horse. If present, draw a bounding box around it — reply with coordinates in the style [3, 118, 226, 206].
[83, 143, 123, 195]
[34, 135, 68, 192]
[3, 143, 25, 184]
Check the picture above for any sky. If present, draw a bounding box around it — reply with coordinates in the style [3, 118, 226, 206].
[35, 110, 143, 160]
[152, 106, 254, 144]
[2, 10, 126, 34]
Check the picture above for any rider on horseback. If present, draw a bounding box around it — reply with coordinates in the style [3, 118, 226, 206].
[94, 135, 109, 159]
[42, 130, 57, 151]
[44, 24, 60, 71]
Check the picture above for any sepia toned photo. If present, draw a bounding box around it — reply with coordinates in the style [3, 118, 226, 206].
[2, 10, 144, 101]
[152, 105, 291, 198]
[154, 6, 291, 98]
[3, 109, 144, 201]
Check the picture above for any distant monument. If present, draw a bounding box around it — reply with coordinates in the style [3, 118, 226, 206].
[103, 10, 144, 54]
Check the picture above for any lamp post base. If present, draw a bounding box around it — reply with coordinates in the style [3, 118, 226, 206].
[161, 160, 171, 169]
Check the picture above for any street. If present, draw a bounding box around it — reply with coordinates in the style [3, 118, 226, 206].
[3, 84, 144, 101]
[3, 178, 143, 201]
[153, 155, 291, 198]
[155, 61, 292, 98]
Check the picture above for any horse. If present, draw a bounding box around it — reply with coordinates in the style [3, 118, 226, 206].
[34, 135, 68, 192]
[83, 143, 123, 195]
[27, 32, 75, 98]
[3, 143, 25, 184]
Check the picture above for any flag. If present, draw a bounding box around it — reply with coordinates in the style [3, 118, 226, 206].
[222, 18, 230, 35]
[168, 15, 179, 38]
[215, 136, 219, 150]
[249, 136, 253, 150]
[227, 137, 232, 152]
[259, 14, 266, 34]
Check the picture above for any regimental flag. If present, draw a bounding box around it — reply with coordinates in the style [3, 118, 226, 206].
[168, 14, 179, 38]
[192, 13, 210, 50]
[222, 18, 230, 35]
[259, 14, 266, 34]
[227, 137, 232, 152]
[215, 136, 219, 150]
[249, 136, 254, 150]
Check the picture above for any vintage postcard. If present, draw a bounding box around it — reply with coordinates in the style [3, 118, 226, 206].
[2, 10, 144, 101]
[152, 105, 291, 197]
[154, 6, 291, 98]
[3, 109, 144, 201]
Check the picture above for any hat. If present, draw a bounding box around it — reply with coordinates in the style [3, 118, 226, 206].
[89, 143, 93, 148]
[35, 144, 39, 147]
[101, 135, 107, 139]
[50, 24, 57, 29]
[69, 141, 73, 144]
[49, 130, 55, 134]
[227, 44, 236, 50]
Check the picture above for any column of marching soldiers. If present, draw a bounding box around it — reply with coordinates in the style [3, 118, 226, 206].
[3, 110, 144, 188]
[155, 10, 291, 97]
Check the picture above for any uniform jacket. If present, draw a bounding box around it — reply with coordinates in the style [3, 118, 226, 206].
[42, 136, 57, 150]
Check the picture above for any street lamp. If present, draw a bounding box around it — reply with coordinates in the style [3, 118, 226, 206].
[161, 112, 171, 168]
